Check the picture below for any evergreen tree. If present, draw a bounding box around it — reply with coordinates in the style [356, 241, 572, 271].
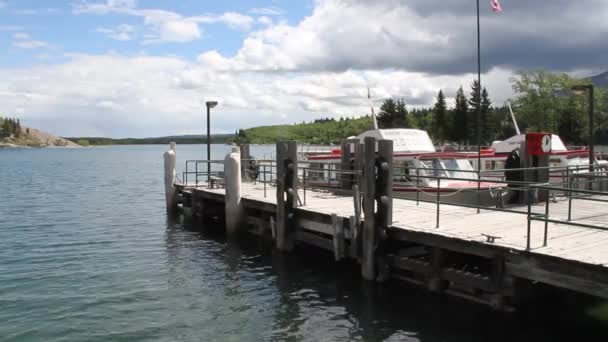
[394, 99, 409, 128]
[468, 81, 482, 145]
[481, 88, 492, 143]
[378, 98, 397, 128]
[431, 90, 447, 142]
[452, 86, 469, 145]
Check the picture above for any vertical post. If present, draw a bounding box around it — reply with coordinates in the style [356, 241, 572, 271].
[355, 142, 364, 194]
[206, 105, 211, 183]
[416, 168, 420, 205]
[362, 137, 376, 281]
[353, 184, 361, 260]
[240, 144, 251, 182]
[303, 169, 307, 206]
[163, 142, 177, 214]
[526, 187, 532, 251]
[263, 165, 267, 198]
[332, 214, 344, 261]
[349, 215, 358, 259]
[436, 177, 440, 228]
[341, 141, 352, 190]
[225, 147, 244, 235]
[377, 139, 393, 227]
[589, 86, 595, 173]
[543, 190, 550, 247]
[276, 141, 298, 251]
[476, 0, 482, 213]
[568, 174, 573, 221]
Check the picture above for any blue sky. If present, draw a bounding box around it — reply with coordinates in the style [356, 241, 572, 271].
[1, 0, 606, 138]
[1, 0, 309, 67]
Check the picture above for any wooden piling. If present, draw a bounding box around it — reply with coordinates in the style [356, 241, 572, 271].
[163, 142, 178, 214]
[240, 144, 251, 182]
[362, 137, 376, 280]
[377, 139, 393, 227]
[276, 141, 298, 251]
[332, 214, 344, 261]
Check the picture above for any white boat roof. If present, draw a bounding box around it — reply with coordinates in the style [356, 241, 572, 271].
[492, 134, 567, 154]
[356, 129, 435, 153]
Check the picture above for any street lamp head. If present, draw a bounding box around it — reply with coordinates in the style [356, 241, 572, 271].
[571, 84, 592, 96]
[206, 101, 218, 109]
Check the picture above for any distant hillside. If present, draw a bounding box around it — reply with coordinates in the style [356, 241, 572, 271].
[0, 117, 79, 148]
[233, 116, 374, 144]
[591, 70, 608, 87]
[65, 134, 235, 146]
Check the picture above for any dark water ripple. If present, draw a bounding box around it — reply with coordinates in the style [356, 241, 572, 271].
[1, 145, 607, 342]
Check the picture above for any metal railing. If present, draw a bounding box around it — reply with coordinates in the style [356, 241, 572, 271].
[181, 156, 608, 251]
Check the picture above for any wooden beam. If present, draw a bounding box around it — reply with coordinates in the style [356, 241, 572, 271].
[362, 136, 376, 280]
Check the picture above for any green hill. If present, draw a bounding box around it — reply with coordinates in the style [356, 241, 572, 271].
[234, 116, 374, 144]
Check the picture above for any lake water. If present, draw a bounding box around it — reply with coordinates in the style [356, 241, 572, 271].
[1, 144, 607, 341]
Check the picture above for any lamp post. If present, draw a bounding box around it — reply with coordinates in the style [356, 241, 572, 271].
[205, 101, 218, 180]
[571, 85, 594, 171]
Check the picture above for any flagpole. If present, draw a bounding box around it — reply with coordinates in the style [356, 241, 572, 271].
[476, 0, 482, 211]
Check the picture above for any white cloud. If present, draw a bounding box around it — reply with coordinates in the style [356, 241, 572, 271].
[250, 6, 283, 16]
[0, 1, 6, 9]
[96, 24, 136, 41]
[12, 32, 49, 49]
[198, 0, 608, 75]
[257, 16, 273, 26]
[75, 1, 254, 43]
[0, 52, 515, 137]
[14, 32, 30, 39]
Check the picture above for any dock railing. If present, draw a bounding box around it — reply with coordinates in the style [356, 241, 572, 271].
[391, 164, 608, 250]
[181, 152, 608, 252]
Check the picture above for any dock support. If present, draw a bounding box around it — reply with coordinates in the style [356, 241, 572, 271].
[163, 142, 177, 214]
[362, 137, 377, 280]
[276, 141, 298, 251]
[225, 147, 244, 235]
[240, 144, 251, 182]
[332, 214, 345, 260]
[340, 140, 356, 190]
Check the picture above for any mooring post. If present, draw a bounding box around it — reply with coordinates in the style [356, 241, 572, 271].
[276, 141, 298, 251]
[163, 142, 177, 214]
[340, 140, 355, 190]
[377, 140, 393, 227]
[332, 214, 345, 261]
[362, 137, 377, 280]
[225, 147, 244, 235]
[240, 144, 251, 182]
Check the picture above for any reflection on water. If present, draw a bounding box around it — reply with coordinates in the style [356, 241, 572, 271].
[0, 145, 607, 342]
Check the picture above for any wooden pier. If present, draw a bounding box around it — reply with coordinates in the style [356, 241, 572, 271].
[168, 140, 608, 309]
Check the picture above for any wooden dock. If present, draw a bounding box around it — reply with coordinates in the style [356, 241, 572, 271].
[168, 140, 608, 309]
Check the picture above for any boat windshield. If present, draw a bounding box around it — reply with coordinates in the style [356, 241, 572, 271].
[419, 158, 477, 180]
[442, 158, 477, 180]
[420, 160, 448, 178]
[567, 157, 591, 172]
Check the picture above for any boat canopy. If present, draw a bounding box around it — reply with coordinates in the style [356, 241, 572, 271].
[491, 134, 567, 154]
[356, 129, 436, 153]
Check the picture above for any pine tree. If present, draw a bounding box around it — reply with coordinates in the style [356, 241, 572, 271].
[15, 119, 21, 138]
[378, 98, 397, 128]
[468, 81, 482, 145]
[432, 90, 447, 143]
[481, 88, 492, 143]
[452, 86, 469, 145]
[394, 99, 409, 128]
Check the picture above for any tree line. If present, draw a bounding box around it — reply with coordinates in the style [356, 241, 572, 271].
[0, 117, 25, 138]
[377, 71, 608, 146]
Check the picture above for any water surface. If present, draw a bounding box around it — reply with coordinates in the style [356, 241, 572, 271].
[1, 145, 607, 341]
